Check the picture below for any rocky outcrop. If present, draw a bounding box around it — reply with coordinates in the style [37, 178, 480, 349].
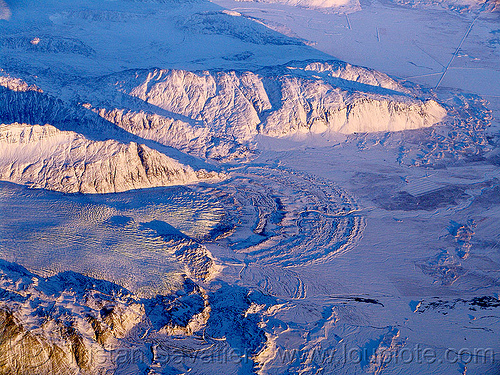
[0, 72, 43, 93]
[0, 260, 211, 375]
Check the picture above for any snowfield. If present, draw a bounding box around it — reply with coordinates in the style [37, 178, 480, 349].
[235, 0, 361, 11]
[0, 0, 499, 374]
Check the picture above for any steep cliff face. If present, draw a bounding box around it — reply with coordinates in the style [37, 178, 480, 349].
[0, 123, 220, 194]
[261, 79, 445, 136]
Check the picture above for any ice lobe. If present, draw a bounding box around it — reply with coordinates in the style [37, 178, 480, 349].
[0, 123, 220, 193]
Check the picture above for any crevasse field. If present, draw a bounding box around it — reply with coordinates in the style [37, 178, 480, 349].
[0, 0, 499, 373]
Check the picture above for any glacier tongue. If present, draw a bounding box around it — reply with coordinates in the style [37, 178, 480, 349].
[0, 123, 221, 194]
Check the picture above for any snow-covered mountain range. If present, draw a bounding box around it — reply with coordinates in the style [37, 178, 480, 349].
[0, 123, 220, 193]
[0, 0, 499, 374]
[0, 60, 446, 192]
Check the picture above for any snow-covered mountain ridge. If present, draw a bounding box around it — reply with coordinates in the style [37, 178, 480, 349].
[86, 61, 446, 150]
[0, 123, 221, 193]
[1, 0, 499, 373]
[0, 259, 212, 375]
[0, 60, 446, 192]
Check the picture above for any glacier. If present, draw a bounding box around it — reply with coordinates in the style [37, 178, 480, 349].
[0, 0, 499, 374]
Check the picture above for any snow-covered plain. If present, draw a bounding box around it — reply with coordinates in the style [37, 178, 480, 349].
[0, 0, 499, 374]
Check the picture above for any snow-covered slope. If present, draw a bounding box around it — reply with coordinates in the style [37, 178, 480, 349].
[0, 123, 220, 193]
[88, 106, 251, 161]
[2, 0, 498, 374]
[0, 60, 445, 166]
[0, 61, 447, 193]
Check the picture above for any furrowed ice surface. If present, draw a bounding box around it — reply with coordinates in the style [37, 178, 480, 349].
[0, 181, 225, 296]
[214, 166, 364, 266]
